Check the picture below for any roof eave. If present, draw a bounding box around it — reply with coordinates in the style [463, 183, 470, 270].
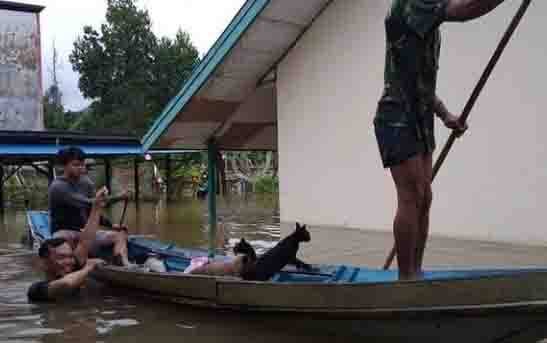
[141, 0, 271, 152]
[0, 1, 44, 13]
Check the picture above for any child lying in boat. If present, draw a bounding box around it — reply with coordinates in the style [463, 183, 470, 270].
[184, 223, 312, 280]
[183, 254, 251, 277]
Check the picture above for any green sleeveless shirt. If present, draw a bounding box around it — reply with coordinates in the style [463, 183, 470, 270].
[376, 0, 447, 127]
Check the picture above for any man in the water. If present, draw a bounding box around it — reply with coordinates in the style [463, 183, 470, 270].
[28, 188, 108, 302]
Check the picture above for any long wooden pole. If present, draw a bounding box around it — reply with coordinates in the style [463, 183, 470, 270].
[383, 0, 533, 270]
[119, 197, 129, 227]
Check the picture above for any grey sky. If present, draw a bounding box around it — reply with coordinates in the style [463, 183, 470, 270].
[24, 0, 245, 110]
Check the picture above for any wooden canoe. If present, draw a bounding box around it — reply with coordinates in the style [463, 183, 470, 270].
[27, 210, 547, 342]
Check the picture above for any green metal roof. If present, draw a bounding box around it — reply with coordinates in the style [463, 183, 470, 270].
[141, 0, 270, 151]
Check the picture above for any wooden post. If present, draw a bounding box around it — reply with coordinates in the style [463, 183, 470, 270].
[105, 159, 112, 191]
[133, 158, 140, 203]
[0, 164, 4, 214]
[47, 161, 54, 185]
[165, 155, 171, 202]
[207, 140, 218, 258]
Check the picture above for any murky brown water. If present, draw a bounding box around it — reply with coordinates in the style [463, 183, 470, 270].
[0, 196, 361, 342]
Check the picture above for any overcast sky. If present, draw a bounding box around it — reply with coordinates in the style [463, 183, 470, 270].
[23, 0, 245, 110]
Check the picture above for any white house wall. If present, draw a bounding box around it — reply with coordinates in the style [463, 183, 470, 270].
[277, 1, 547, 245]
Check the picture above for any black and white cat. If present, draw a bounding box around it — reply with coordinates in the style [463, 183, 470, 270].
[234, 222, 312, 281]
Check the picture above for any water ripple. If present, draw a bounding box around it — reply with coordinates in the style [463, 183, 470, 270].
[96, 318, 139, 335]
[10, 327, 64, 337]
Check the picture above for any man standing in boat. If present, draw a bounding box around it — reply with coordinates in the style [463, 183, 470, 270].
[49, 147, 131, 266]
[374, 0, 506, 280]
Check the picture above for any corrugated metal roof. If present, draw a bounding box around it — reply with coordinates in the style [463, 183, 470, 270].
[0, 143, 142, 157]
[0, 131, 143, 163]
[142, 0, 332, 152]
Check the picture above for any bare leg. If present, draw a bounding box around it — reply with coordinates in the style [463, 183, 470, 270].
[390, 155, 428, 280]
[415, 153, 433, 274]
[112, 231, 130, 266]
[101, 231, 130, 266]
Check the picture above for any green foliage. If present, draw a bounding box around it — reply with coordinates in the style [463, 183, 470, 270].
[43, 85, 85, 131]
[170, 153, 205, 183]
[254, 175, 279, 194]
[69, 0, 199, 136]
[172, 163, 201, 180]
[43, 83, 66, 130]
[150, 30, 199, 116]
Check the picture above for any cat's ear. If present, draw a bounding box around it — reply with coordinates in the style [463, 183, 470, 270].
[302, 224, 307, 230]
[241, 238, 247, 243]
[296, 222, 301, 229]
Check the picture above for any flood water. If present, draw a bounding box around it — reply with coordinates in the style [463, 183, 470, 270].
[0, 196, 360, 342]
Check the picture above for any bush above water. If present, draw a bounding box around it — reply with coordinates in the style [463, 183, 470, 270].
[254, 176, 279, 194]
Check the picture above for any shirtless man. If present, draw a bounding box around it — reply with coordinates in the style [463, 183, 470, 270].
[28, 188, 108, 302]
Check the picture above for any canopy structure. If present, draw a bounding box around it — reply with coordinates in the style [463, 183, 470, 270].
[141, 0, 334, 256]
[142, 0, 333, 152]
[0, 131, 143, 165]
[0, 1, 44, 13]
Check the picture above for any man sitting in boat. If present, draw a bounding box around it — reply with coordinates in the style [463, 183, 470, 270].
[49, 146, 131, 266]
[28, 188, 109, 302]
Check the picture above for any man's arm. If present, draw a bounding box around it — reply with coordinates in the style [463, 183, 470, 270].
[95, 192, 131, 229]
[434, 95, 468, 135]
[73, 188, 108, 263]
[45, 259, 104, 299]
[103, 191, 132, 230]
[445, 0, 505, 22]
[433, 95, 450, 121]
[53, 181, 93, 208]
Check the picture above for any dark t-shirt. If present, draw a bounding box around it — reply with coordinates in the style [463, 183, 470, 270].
[28, 260, 85, 302]
[48, 176, 112, 233]
[27, 281, 64, 302]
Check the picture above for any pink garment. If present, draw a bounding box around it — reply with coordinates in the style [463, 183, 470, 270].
[183, 256, 210, 274]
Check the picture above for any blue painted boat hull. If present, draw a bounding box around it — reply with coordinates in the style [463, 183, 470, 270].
[26, 210, 547, 285]
[26, 211, 547, 342]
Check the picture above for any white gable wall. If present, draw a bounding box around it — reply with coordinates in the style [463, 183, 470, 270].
[277, 1, 547, 245]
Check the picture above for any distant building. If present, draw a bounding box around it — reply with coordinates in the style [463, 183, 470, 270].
[0, 1, 44, 131]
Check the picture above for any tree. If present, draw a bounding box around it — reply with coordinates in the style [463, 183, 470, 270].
[44, 41, 67, 130]
[150, 30, 199, 116]
[69, 0, 199, 136]
[70, 0, 156, 134]
[43, 88, 65, 130]
[225, 151, 277, 194]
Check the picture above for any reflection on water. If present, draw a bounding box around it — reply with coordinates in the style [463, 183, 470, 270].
[0, 196, 357, 342]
